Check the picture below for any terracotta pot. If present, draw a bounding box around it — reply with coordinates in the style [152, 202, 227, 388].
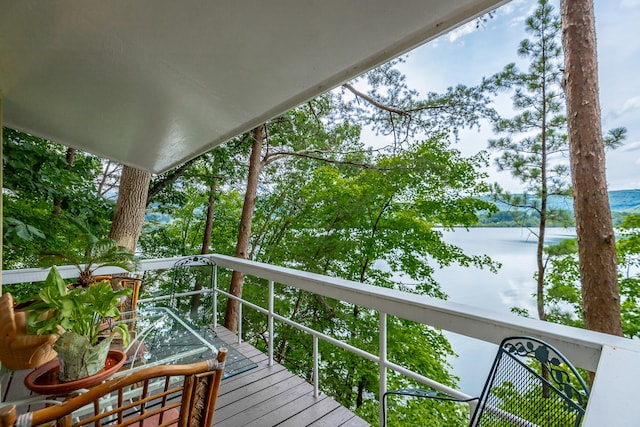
[24, 349, 126, 394]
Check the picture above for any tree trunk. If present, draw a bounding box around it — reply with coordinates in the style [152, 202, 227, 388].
[189, 178, 218, 317]
[109, 166, 152, 253]
[224, 125, 265, 332]
[537, 74, 548, 323]
[200, 178, 218, 255]
[561, 0, 623, 336]
[53, 147, 76, 215]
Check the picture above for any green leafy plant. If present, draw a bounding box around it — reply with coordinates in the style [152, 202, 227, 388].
[27, 266, 132, 347]
[39, 218, 138, 287]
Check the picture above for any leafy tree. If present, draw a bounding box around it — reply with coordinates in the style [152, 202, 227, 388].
[238, 136, 498, 425]
[484, 0, 569, 323]
[484, 0, 625, 322]
[2, 128, 111, 269]
[339, 61, 496, 151]
[139, 185, 243, 259]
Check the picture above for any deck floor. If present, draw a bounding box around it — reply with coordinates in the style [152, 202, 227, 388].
[0, 327, 370, 426]
[212, 326, 370, 427]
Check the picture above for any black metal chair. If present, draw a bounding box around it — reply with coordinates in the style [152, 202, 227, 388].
[383, 336, 590, 426]
[169, 256, 217, 324]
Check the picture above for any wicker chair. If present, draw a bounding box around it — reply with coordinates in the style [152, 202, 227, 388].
[0, 348, 228, 427]
[383, 336, 590, 427]
[110, 274, 143, 315]
[0, 292, 58, 371]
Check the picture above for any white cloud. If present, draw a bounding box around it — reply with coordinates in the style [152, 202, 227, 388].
[498, 0, 527, 17]
[622, 0, 640, 8]
[606, 96, 640, 121]
[620, 96, 640, 114]
[621, 140, 640, 152]
[500, 3, 515, 15]
[447, 20, 478, 43]
[501, 0, 530, 28]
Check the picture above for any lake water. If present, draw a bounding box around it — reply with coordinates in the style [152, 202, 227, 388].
[430, 227, 576, 395]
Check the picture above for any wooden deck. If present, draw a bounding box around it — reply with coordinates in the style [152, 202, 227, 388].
[212, 326, 370, 427]
[0, 326, 370, 426]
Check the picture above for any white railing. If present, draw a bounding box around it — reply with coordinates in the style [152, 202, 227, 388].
[4, 255, 640, 426]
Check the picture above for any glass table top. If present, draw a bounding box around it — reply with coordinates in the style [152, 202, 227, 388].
[121, 306, 256, 380]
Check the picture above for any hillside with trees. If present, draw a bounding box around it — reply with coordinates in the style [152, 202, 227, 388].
[477, 189, 640, 227]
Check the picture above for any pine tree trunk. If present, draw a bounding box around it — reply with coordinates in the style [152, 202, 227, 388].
[224, 125, 265, 332]
[109, 166, 151, 253]
[561, 0, 623, 336]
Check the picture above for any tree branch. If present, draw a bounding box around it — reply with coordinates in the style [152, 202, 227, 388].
[342, 83, 410, 116]
[146, 156, 200, 206]
[265, 148, 390, 170]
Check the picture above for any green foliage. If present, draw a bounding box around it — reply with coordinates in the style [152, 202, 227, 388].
[26, 266, 132, 346]
[237, 135, 497, 425]
[39, 218, 137, 287]
[542, 216, 640, 337]
[140, 188, 243, 258]
[484, 0, 568, 217]
[2, 127, 114, 269]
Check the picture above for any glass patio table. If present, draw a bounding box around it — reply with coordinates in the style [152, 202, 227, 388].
[119, 306, 255, 379]
[0, 306, 255, 412]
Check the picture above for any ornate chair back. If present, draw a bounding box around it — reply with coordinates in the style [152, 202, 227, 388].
[472, 336, 590, 427]
[168, 256, 216, 324]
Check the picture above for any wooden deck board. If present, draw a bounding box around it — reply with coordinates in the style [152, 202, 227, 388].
[0, 325, 368, 426]
[212, 325, 369, 426]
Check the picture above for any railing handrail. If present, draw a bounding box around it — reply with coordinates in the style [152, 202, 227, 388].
[206, 255, 638, 371]
[3, 255, 640, 371]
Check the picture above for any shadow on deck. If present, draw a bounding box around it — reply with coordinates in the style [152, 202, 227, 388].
[213, 326, 370, 427]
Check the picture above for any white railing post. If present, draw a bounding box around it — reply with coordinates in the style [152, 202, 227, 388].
[379, 312, 387, 427]
[237, 302, 243, 345]
[213, 265, 218, 328]
[313, 335, 319, 398]
[268, 280, 274, 367]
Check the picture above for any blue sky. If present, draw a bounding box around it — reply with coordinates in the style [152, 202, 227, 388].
[370, 0, 640, 192]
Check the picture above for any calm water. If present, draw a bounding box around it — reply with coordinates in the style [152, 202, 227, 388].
[431, 227, 576, 395]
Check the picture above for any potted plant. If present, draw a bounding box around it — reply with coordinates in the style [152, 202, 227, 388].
[26, 266, 132, 381]
[39, 221, 138, 288]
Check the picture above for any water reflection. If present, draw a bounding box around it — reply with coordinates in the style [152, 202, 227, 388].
[434, 227, 576, 395]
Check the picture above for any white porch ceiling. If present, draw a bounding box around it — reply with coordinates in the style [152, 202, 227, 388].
[0, 0, 507, 174]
